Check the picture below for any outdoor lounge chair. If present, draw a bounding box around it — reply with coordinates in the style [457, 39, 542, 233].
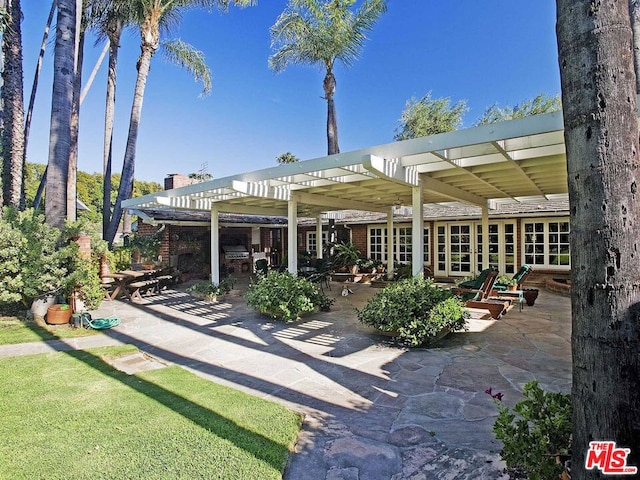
[456, 269, 511, 319]
[455, 268, 493, 292]
[493, 264, 533, 291]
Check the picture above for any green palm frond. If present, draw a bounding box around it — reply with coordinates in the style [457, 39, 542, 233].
[269, 0, 386, 73]
[161, 38, 212, 96]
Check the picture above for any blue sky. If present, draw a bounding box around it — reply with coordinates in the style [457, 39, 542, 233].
[21, 1, 560, 185]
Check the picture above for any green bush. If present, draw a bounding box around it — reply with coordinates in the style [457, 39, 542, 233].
[245, 271, 331, 321]
[357, 276, 469, 346]
[187, 277, 235, 300]
[489, 381, 572, 480]
[0, 208, 68, 306]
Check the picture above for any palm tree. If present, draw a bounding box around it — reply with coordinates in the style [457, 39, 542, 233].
[1, 0, 25, 209]
[88, 0, 135, 240]
[557, 0, 640, 475]
[269, 0, 387, 155]
[45, 0, 82, 229]
[105, 0, 256, 246]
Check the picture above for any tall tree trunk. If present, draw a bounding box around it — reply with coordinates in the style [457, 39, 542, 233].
[103, 20, 123, 240]
[631, 1, 640, 93]
[24, 0, 55, 166]
[323, 70, 339, 155]
[557, 1, 640, 477]
[106, 41, 156, 246]
[1, 0, 26, 209]
[46, 0, 78, 229]
[67, 24, 84, 222]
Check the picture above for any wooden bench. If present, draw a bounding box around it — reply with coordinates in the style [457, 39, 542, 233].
[127, 279, 160, 302]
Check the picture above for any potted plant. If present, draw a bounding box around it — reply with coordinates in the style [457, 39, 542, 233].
[46, 303, 72, 324]
[357, 276, 469, 346]
[332, 241, 361, 274]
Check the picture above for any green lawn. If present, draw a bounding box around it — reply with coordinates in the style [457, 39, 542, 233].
[0, 347, 302, 479]
[0, 311, 98, 345]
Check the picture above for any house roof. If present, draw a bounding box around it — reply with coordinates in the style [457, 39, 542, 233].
[123, 111, 567, 221]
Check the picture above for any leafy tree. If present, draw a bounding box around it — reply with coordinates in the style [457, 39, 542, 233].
[0, 207, 69, 306]
[394, 91, 467, 141]
[270, 0, 387, 155]
[474, 93, 561, 126]
[1, 0, 26, 209]
[276, 152, 299, 164]
[106, 0, 255, 247]
[557, 0, 640, 475]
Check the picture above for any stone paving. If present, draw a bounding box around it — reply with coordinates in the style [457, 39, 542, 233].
[1, 281, 571, 479]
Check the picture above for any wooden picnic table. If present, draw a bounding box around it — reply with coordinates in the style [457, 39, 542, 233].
[101, 272, 136, 300]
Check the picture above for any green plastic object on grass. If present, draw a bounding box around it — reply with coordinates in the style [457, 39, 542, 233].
[78, 313, 120, 329]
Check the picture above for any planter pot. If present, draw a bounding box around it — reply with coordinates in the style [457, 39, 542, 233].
[374, 326, 451, 346]
[46, 304, 72, 325]
[523, 288, 539, 307]
[31, 294, 57, 318]
[508, 284, 518, 292]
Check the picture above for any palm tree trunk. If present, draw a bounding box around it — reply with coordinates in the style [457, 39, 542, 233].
[46, 0, 79, 229]
[24, 0, 56, 166]
[557, 1, 640, 476]
[79, 40, 108, 105]
[67, 24, 85, 222]
[324, 70, 339, 155]
[103, 23, 122, 240]
[631, 1, 640, 93]
[106, 42, 155, 246]
[1, 0, 26, 209]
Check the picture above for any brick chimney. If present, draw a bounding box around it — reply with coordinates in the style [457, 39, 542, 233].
[164, 173, 197, 190]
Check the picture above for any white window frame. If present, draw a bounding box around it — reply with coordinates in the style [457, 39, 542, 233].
[521, 217, 571, 270]
[367, 225, 430, 265]
[306, 230, 328, 256]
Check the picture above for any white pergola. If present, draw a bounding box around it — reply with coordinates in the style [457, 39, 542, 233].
[123, 111, 567, 284]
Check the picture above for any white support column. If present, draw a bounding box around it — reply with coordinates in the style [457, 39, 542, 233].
[316, 214, 323, 259]
[481, 204, 490, 271]
[288, 197, 298, 274]
[412, 184, 425, 277]
[211, 207, 220, 284]
[387, 207, 394, 278]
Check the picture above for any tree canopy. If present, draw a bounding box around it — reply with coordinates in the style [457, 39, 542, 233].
[394, 92, 468, 141]
[474, 93, 561, 126]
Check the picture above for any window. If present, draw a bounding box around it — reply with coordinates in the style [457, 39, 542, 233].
[523, 219, 570, 269]
[368, 225, 430, 264]
[306, 231, 328, 256]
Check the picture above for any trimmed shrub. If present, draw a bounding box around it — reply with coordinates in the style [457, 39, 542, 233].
[357, 276, 469, 346]
[245, 271, 331, 321]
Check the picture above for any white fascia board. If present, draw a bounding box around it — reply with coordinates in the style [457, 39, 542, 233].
[231, 180, 291, 201]
[362, 154, 419, 186]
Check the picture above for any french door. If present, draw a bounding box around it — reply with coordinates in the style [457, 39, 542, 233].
[435, 221, 516, 277]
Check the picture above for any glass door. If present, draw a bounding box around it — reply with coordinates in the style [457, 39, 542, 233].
[435, 223, 474, 277]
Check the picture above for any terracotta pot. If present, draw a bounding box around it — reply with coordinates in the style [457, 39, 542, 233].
[508, 284, 518, 292]
[46, 304, 72, 325]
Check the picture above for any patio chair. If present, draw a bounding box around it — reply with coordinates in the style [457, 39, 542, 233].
[255, 258, 269, 275]
[493, 264, 533, 291]
[456, 269, 511, 319]
[455, 268, 493, 292]
[307, 257, 332, 293]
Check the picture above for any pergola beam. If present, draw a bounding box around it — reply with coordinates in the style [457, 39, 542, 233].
[420, 174, 486, 206]
[294, 191, 389, 213]
[362, 154, 419, 186]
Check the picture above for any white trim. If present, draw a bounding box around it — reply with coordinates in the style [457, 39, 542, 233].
[521, 217, 571, 271]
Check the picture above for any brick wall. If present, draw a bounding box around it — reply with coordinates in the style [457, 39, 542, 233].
[351, 225, 367, 257]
